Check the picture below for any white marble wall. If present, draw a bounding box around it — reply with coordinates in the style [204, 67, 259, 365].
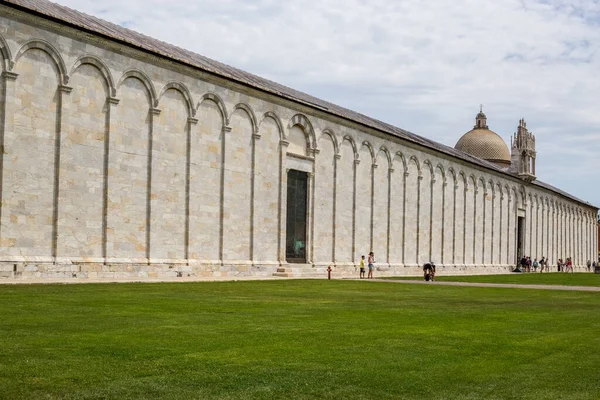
[0, 6, 597, 280]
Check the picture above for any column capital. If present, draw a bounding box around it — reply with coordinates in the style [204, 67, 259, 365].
[252, 133, 261, 140]
[354, 159, 361, 165]
[280, 140, 290, 148]
[223, 126, 233, 133]
[108, 97, 120, 105]
[150, 108, 161, 116]
[59, 85, 73, 94]
[2, 71, 18, 81]
[389, 168, 395, 174]
[334, 154, 342, 160]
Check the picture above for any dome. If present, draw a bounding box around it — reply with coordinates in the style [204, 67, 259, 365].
[455, 109, 511, 168]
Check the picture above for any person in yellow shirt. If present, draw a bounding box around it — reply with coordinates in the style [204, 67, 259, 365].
[359, 256, 366, 279]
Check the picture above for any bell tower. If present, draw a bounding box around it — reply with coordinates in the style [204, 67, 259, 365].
[511, 119, 536, 182]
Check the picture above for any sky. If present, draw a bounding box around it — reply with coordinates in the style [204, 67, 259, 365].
[56, 0, 600, 209]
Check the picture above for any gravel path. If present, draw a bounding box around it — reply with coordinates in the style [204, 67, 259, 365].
[367, 279, 600, 292]
[2, 276, 599, 292]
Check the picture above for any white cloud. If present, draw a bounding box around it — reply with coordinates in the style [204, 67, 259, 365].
[57, 0, 600, 207]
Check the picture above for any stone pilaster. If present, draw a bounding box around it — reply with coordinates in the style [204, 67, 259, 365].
[219, 126, 232, 266]
[332, 154, 341, 265]
[0, 71, 18, 244]
[52, 84, 72, 262]
[185, 116, 198, 264]
[103, 96, 120, 263]
[146, 107, 161, 264]
[278, 140, 289, 264]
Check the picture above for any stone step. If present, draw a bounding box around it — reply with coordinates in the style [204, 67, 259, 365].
[272, 264, 327, 278]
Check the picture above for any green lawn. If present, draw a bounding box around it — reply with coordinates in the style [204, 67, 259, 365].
[1, 281, 599, 399]
[385, 272, 600, 287]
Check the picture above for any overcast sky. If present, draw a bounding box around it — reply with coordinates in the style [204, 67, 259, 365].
[56, 0, 600, 209]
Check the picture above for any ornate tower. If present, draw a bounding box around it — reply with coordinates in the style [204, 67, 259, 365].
[474, 105, 488, 129]
[511, 119, 536, 182]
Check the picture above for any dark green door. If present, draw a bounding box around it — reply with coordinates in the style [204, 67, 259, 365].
[286, 170, 308, 263]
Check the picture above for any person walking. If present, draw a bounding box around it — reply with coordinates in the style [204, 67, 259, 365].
[367, 252, 375, 279]
[587, 259, 592, 272]
[533, 258, 539, 273]
[540, 257, 546, 273]
[566, 257, 573, 273]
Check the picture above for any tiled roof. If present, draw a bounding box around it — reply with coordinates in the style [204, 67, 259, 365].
[3, 0, 596, 209]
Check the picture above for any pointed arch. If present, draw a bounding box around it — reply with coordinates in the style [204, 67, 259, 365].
[157, 81, 195, 117]
[394, 151, 408, 173]
[70, 56, 116, 97]
[117, 69, 157, 106]
[198, 92, 228, 126]
[0, 34, 13, 71]
[288, 114, 316, 150]
[14, 39, 68, 84]
[258, 111, 285, 140]
[232, 103, 258, 134]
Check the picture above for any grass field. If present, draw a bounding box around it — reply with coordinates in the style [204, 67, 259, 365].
[385, 272, 600, 287]
[1, 280, 599, 399]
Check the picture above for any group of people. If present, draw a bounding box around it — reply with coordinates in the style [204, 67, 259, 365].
[359, 252, 376, 279]
[359, 253, 437, 282]
[518, 256, 552, 273]
[519, 256, 598, 273]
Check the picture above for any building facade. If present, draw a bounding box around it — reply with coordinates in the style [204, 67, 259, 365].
[0, 0, 597, 280]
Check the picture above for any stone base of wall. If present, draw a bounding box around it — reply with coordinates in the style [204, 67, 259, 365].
[0, 261, 593, 281]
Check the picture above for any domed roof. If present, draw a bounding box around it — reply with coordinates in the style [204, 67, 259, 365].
[455, 109, 511, 168]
